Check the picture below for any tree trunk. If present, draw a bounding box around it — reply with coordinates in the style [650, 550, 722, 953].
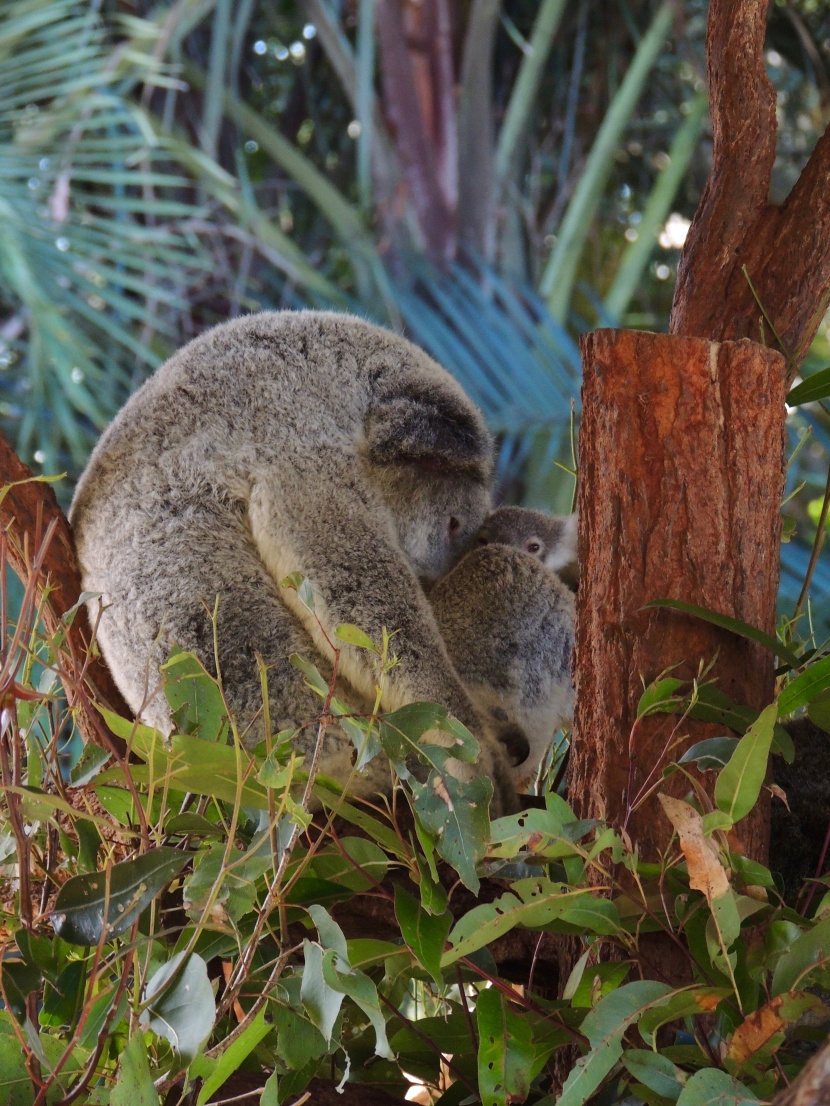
[670, 0, 830, 372]
[572, 329, 786, 864]
[0, 431, 131, 756]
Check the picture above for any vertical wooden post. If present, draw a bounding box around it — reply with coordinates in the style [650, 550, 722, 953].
[572, 329, 786, 863]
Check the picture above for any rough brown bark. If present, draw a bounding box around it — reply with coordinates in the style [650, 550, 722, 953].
[670, 0, 830, 372]
[0, 431, 131, 756]
[572, 329, 786, 864]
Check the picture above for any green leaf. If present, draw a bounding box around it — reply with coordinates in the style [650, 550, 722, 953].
[637, 677, 685, 718]
[141, 952, 214, 1063]
[679, 738, 740, 770]
[623, 1049, 686, 1099]
[161, 648, 228, 742]
[556, 981, 673, 1106]
[639, 988, 727, 1046]
[272, 1001, 329, 1070]
[281, 572, 315, 612]
[335, 624, 378, 652]
[675, 1067, 762, 1105]
[807, 692, 830, 732]
[701, 811, 734, 835]
[714, 704, 777, 822]
[442, 882, 602, 966]
[394, 886, 452, 985]
[321, 949, 394, 1060]
[778, 654, 830, 715]
[476, 988, 534, 1106]
[771, 916, 830, 996]
[111, 1032, 157, 1106]
[786, 365, 830, 406]
[99, 709, 269, 810]
[193, 1008, 274, 1105]
[643, 600, 800, 667]
[706, 890, 743, 977]
[51, 846, 190, 945]
[568, 962, 631, 1009]
[379, 703, 490, 891]
[301, 940, 344, 1045]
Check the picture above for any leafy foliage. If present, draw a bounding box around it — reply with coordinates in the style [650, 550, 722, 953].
[3, 539, 830, 1104]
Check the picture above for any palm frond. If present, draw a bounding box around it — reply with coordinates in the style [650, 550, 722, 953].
[0, 0, 209, 477]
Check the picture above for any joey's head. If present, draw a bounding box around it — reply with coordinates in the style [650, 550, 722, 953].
[477, 506, 579, 587]
[375, 462, 492, 581]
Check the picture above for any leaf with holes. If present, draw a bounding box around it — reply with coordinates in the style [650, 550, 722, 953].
[51, 847, 190, 946]
[476, 987, 534, 1106]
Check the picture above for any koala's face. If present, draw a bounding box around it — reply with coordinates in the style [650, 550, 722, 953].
[379, 466, 491, 581]
[477, 507, 578, 579]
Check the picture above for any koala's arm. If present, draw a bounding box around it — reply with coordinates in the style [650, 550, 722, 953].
[248, 464, 478, 728]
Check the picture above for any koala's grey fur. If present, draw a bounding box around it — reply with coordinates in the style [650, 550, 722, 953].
[70, 310, 518, 811]
[477, 506, 578, 589]
[430, 544, 575, 790]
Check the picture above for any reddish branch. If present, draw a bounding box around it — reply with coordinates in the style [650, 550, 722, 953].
[0, 431, 131, 754]
[670, 0, 830, 374]
[376, 0, 457, 263]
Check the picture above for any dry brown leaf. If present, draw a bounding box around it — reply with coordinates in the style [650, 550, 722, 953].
[726, 995, 785, 1065]
[658, 794, 730, 901]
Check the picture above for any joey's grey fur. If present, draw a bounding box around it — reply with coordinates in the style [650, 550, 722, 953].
[70, 310, 518, 810]
[430, 544, 575, 789]
[477, 506, 578, 589]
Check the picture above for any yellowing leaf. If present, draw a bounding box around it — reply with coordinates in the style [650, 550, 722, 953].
[726, 996, 785, 1066]
[658, 794, 729, 901]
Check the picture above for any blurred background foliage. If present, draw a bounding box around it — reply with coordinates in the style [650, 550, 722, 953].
[1, 0, 830, 626]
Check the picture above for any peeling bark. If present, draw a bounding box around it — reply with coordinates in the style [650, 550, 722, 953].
[572, 330, 786, 863]
[0, 432, 131, 755]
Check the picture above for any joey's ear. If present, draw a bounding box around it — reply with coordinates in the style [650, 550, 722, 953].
[363, 391, 493, 478]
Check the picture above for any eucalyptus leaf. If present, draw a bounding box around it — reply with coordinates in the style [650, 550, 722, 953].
[476, 988, 534, 1106]
[51, 846, 190, 946]
[771, 916, 830, 996]
[161, 647, 228, 742]
[786, 365, 830, 406]
[779, 654, 830, 715]
[111, 1032, 156, 1106]
[142, 952, 214, 1063]
[675, 1067, 762, 1105]
[301, 940, 344, 1045]
[556, 981, 673, 1106]
[394, 886, 451, 985]
[714, 704, 777, 823]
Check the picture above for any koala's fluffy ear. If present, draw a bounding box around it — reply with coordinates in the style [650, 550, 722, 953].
[364, 388, 492, 478]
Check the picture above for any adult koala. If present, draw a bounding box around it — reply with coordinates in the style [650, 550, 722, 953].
[71, 311, 518, 810]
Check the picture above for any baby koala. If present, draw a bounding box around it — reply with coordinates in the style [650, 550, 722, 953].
[476, 506, 578, 589]
[430, 525, 575, 791]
